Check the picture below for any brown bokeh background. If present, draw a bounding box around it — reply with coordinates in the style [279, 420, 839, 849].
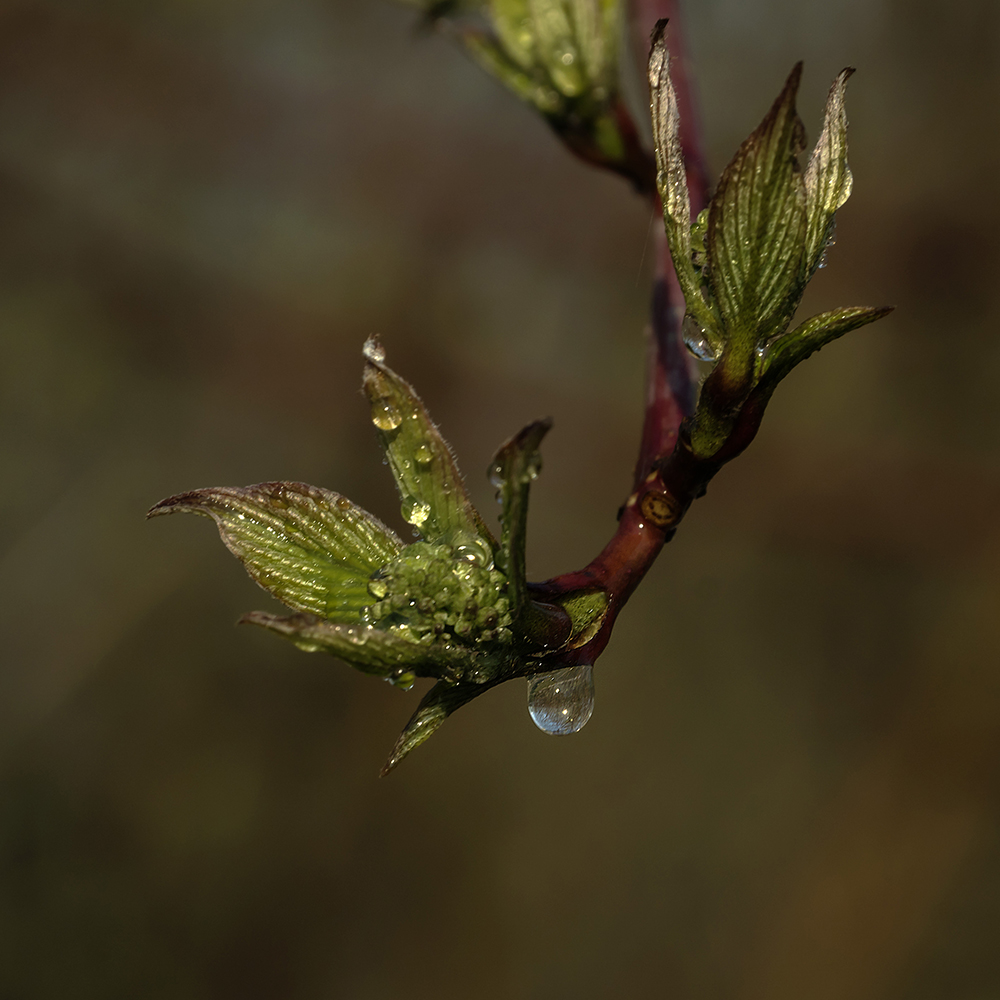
[1, 0, 999, 997]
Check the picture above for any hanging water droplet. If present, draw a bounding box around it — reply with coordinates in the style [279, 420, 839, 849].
[527, 664, 594, 736]
[489, 463, 504, 490]
[372, 398, 402, 431]
[414, 444, 433, 466]
[682, 313, 719, 362]
[402, 497, 431, 527]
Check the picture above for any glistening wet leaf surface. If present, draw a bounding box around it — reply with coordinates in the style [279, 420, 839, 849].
[1, 1, 999, 998]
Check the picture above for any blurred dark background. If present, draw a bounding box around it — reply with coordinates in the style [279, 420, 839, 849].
[1, 0, 999, 997]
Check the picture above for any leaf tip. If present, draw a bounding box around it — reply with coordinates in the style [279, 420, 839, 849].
[650, 17, 668, 48]
[647, 18, 670, 89]
[363, 336, 386, 365]
[146, 492, 198, 519]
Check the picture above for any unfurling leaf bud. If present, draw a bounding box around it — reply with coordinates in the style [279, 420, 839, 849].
[150, 343, 610, 773]
[648, 27, 892, 460]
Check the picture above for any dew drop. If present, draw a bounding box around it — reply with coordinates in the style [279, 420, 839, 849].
[682, 313, 719, 362]
[372, 399, 402, 431]
[414, 444, 433, 466]
[489, 463, 504, 490]
[452, 534, 492, 568]
[527, 664, 594, 736]
[402, 497, 431, 527]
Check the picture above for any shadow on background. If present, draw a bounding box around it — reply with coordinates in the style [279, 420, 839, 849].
[1, 0, 999, 997]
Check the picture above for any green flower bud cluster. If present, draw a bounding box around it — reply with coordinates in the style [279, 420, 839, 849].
[149, 343, 597, 771]
[365, 536, 513, 646]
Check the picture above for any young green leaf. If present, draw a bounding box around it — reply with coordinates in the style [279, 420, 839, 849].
[463, 29, 565, 114]
[804, 68, 855, 276]
[362, 338, 494, 547]
[759, 305, 894, 392]
[488, 419, 573, 649]
[381, 678, 502, 775]
[706, 64, 808, 352]
[240, 611, 485, 685]
[648, 21, 720, 350]
[490, 0, 536, 70]
[571, 0, 618, 89]
[489, 419, 551, 616]
[529, 0, 586, 97]
[148, 483, 403, 620]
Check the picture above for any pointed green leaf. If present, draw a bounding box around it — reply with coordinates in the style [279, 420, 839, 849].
[362, 338, 495, 547]
[148, 482, 402, 620]
[488, 419, 572, 649]
[490, 0, 536, 70]
[462, 28, 565, 115]
[527, 0, 586, 97]
[380, 678, 501, 775]
[648, 21, 720, 350]
[570, 0, 617, 87]
[804, 68, 855, 276]
[555, 587, 608, 648]
[240, 611, 485, 684]
[760, 305, 893, 390]
[707, 63, 808, 351]
[489, 419, 550, 615]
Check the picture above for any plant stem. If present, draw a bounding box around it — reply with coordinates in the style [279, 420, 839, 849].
[529, 2, 731, 669]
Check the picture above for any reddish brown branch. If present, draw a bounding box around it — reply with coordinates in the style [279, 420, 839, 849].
[531, 1, 722, 668]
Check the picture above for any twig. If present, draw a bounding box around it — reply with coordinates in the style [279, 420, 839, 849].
[531, 2, 713, 668]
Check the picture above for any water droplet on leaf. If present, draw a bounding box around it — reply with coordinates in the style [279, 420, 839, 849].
[372, 399, 403, 431]
[414, 444, 433, 466]
[452, 534, 492, 568]
[527, 664, 594, 735]
[402, 498, 431, 527]
[682, 313, 719, 362]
